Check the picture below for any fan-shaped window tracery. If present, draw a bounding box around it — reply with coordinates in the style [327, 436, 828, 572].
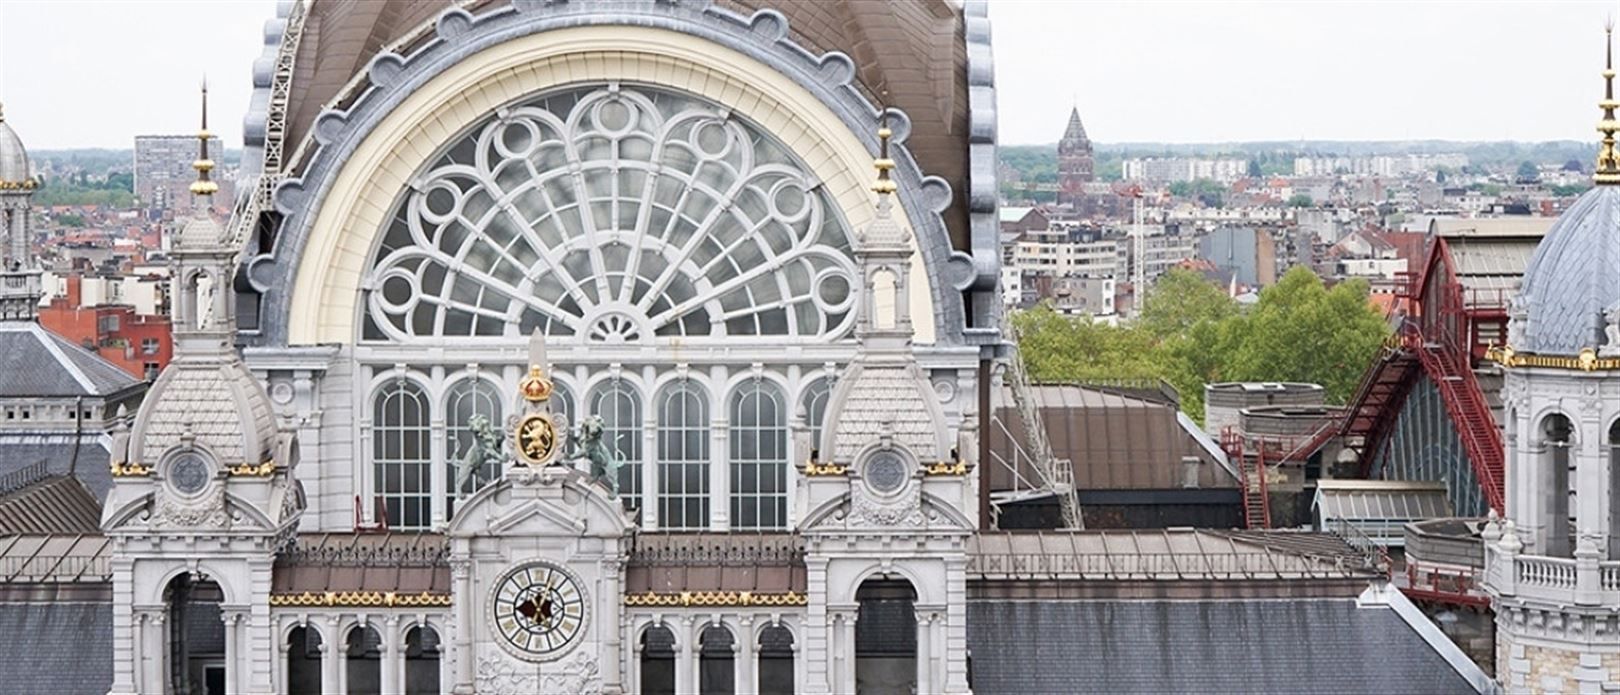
[362, 83, 858, 344]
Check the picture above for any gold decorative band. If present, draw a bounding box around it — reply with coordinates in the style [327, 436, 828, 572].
[924, 461, 968, 476]
[228, 460, 276, 477]
[1486, 346, 1620, 372]
[624, 590, 808, 608]
[803, 461, 847, 476]
[109, 461, 152, 477]
[269, 591, 453, 608]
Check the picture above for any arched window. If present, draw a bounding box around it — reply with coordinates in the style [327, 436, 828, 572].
[699, 624, 736, 695]
[404, 625, 441, 695]
[446, 377, 504, 515]
[1609, 419, 1620, 559]
[758, 625, 795, 695]
[345, 624, 383, 695]
[1542, 413, 1575, 557]
[731, 380, 788, 529]
[590, 380, 643, 505]
[551, 380, 577, 431]
[640, 624, 676, 695]
[800, 377, 832, 455]
[362, 84, 858, 344]
[374, 379, 432, 529]
[856, 579, 917, 695]
[286, 626, 322, 694]
[657, 380, 710, 529]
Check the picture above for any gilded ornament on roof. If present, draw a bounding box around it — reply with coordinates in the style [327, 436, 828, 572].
[519, 365, 553, 402]
[515, 413, 561, 466]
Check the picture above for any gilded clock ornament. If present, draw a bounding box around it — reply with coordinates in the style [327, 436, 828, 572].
[490, 562, 587, 661]
[515, 413, 561, 466]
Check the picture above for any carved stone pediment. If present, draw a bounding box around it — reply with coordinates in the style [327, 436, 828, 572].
[477, 650, 601, 695]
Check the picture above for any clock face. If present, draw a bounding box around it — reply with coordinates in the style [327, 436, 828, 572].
[491, 562, 587, 660]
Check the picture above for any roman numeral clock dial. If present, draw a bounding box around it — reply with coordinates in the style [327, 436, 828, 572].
[490, 562, 587, 660]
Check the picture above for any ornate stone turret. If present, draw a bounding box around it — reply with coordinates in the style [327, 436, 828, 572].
[795, 110, 974, 695]
[0, 101, 42, 321]
[1485, 26, 1620, 694]
[100, 85, 302, 695]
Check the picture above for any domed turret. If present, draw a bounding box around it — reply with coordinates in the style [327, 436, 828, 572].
[0, 104, 31, 188]
[1516, 29, 1620, 356]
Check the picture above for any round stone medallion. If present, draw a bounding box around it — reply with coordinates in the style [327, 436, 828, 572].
[864, 450, 909, 494]
[169, 453, 211, 495]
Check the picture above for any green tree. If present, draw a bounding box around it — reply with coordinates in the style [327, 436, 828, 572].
[1247, 159, 1262, 177]
[56, 213, 86, 228]
[1287, 193, 1314, 208]
[1516, 161, 1539, 181]
[1219, 268, 1389, 404]
[1011, 304, 1158, 383]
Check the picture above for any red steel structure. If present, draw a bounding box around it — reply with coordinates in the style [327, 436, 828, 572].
[1337, 235, 1507, 514]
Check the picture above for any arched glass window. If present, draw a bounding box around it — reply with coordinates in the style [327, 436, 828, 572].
[657, 380, 710, 529]
[374, 379, 432, 530]
[446, 377, 503, 515]
[699, 624, 736, 695]
[1609, 420, 1620, 559]
[345, 624, 383, 695]
[640, 625, 676, 695]
[362, 84, 858, 344]
[590, 380, 643, 504]
[731, 380, 788, 529]
[286, 626, 322, 694]
[551, 380, 577, 431]
[800, 377, 832, 456]
[1542, 413, 1575, 557]
[404, 625, 441, 695]
[758, 625, 795, 695]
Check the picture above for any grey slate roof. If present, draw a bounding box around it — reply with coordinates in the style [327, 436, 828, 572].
[0, 322, 141, 398]
[822, 362, 950, 464]
[0, 602, 113, 694]
[0, 475, 102, 535]
[0, 440, 113, 500]
[1518, 185, 1620, 355]
[966, 598, 1478, 694]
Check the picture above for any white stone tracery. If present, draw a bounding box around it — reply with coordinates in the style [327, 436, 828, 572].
[362, 83, 858, 345]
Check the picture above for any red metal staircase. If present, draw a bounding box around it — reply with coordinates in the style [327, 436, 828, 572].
[1222, 429, 1271, 529]
[1403, 326, 1505, 511]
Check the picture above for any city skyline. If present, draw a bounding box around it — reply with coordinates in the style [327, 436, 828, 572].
[0, 1, 1616, 149]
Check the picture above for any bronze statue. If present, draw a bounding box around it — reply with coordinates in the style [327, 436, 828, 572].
[565, 415, 624, 497]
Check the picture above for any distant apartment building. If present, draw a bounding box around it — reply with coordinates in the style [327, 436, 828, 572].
[1122, 157, 1247, 183]
[134, 135, 229, 212]
[1199, 226, 1277, 288]
[1292, 153, 1467, 178]
[40, 272, 166, 316]
[37, 275, 173, 380]
[1165, 205, 1287, 225]
[1118, 224, 1200, 285]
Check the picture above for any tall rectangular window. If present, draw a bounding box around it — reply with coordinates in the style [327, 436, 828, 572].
[731, 381, 787, 530]
[374, 379, 432, 530]
[657, 381, 709, 529]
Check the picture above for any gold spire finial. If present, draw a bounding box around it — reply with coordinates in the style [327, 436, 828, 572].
[0, 101, 6, 123]
[872, 90, 897, 196]
[190, 79, 219, 196]
[1596, 23, 1620, 184]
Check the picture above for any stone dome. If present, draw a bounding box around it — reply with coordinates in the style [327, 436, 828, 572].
[177, 209, 224, 249]
[1517, 185, 1620, 355]
[0, 108, 31, 186]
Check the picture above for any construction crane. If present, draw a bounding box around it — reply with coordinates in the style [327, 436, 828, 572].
[988, 312, 1085, 529]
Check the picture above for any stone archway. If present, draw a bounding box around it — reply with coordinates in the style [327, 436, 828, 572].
[163, 572, 227, 695]
[854, 577, 917, 695]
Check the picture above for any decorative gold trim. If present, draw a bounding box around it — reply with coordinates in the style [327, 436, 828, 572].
[519, 365, 553, 402]
[0, 179, 38, 191]
[514, 413, 561, 465]
[623, 590, 807, 608]
[924, 461, 968, 476]
[1485, 345, 1620, 372]
[803, 461, 847, 476]
[269, 591, 453, 608]
[109, 461, 152, 477]
[228, 460, 276, 477]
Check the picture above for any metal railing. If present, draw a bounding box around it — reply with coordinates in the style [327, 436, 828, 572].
[0, 461, 48, 496]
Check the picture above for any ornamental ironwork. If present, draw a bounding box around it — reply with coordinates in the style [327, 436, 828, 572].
[363, 83, 858, 344]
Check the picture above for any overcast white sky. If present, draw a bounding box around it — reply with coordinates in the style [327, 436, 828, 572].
[0, 0, 1613, 150]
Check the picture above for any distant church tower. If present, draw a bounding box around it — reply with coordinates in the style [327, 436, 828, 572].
[1484, 27, 1620, 694]
[1056, 107, 1094, 208]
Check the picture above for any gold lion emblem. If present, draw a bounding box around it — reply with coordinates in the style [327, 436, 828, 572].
[515, 414, 559, 465]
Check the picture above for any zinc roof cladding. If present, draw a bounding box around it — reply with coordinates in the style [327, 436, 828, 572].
[625, 532, 806, 594]
[0, 441, 113, 501]
[0, 535, 112, 584]
[0, 476, 102, 536]
[1314, 480, 1451, 523]
[988, 383, 1232, 491]
[280, 0, 971, 246]
[965, 598, 1478, 695]
[0, 323, 141, 398]
[0, 118, 29, 184]
[825, 364, 947, 464]
[0, 601, 114, 695]
[1518, 185, 1620, 355]
[271, 532, 450, 595]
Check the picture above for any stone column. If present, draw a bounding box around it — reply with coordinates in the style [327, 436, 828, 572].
[710, 363, 730, 531]
[144, 609, 167, 694]
[278, 634, 290, 695]
[323, 615, 343, 695]
[131, 610, 146, 695]
[248, 558, 276, 693]
[803, 558, 831, 694]
[943, 557, 971, 693]
[451, 560, 475, 693]
[601, 558, 624, 693]
[381, 615, 402, 695]
[736, 615, 755, 695]
[222, 610, 241, 695]
[675, 615, 696, 695]
[837, 610, 859, 695]
[915, 610, 933, 695]
[110, 558, 137, 695]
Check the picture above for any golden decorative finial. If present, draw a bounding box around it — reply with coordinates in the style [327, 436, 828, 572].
[0, 101, 6, 122]
[1596, 22, 1620, 184]
[190, 79, 219, 196]
[872, 90, 898, 195]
